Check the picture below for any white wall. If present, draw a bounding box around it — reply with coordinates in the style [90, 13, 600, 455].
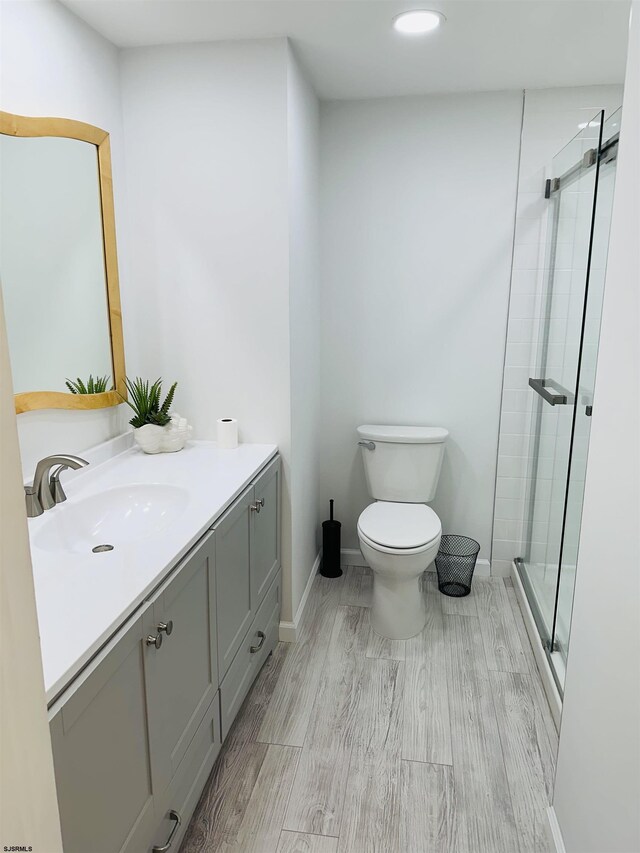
[0, 294, 62, 851]
[551, 5, 640, 851]
[491, 84, 623, 577]
[120, 39, 298, 617]
[287, 45, 322, 614]
[0, 0, 130, 477]
[319, 92, 523, 561]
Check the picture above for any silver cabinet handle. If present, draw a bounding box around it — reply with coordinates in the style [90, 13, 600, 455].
[153, 809, 182, 852]
[528, 378, 568, 406]
[250, 630, 266, 653]
[158, 621, 173, 636]
[250, 502, 261, 513]
[256, 498, 265, 508]
[146, 633, 163, 649]
[358, 440, 375, 451]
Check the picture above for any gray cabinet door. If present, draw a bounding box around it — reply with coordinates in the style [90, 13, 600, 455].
[214, 485, 254, 676]
[251, 457, 281, 609]
[145, 530, 218, 797]
[49, 615, 156, 853]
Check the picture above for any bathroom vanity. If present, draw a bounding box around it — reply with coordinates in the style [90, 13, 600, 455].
[30, 440, 281, 853]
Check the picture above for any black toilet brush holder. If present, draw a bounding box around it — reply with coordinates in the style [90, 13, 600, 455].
[321, 499, 342, 578]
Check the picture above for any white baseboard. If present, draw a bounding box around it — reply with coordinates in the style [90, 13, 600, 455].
[511, 561, 562, 730]
[279, 550, 321, 643]
[475, 558, 491, 578]
[278, 620, 298, 643]
[340, 547, 368, 567]
[340, 548, 491, 578]
[545, 807, 566, 853]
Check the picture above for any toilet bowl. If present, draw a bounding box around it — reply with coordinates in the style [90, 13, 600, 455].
[357, 501, 441, 639]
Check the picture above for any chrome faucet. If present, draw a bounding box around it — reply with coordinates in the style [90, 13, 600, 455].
[25, 454, 89, 518]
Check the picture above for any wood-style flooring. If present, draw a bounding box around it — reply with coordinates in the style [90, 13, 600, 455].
[181, 567, 557, 852]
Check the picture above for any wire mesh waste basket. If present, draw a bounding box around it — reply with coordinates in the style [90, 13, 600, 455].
[435, 535, 480, 597]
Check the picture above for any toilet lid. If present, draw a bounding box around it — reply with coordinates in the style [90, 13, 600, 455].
[357, 502, 441, 550]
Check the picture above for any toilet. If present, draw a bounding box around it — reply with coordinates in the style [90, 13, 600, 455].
[356, 424, 448, 640]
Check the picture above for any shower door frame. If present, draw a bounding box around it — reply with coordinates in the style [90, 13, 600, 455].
[515, 112, 619, 693]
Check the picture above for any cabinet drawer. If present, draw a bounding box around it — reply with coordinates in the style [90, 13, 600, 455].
[219, 571, 280, 739]
[150, 691, 221, 853]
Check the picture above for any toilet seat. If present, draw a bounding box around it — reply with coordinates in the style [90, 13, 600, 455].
[358, 528, 440, 557]
[357, 501, 441, 553]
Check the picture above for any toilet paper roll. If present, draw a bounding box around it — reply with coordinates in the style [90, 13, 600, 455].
[217, 418, 238, 449]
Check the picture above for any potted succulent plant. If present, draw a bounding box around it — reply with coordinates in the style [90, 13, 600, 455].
[123, 377, 191, 454]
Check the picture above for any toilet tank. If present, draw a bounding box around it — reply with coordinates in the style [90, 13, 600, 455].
[357, 424, 448, 503]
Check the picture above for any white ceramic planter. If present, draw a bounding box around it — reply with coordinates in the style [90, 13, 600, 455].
[133, 414, 192, 454]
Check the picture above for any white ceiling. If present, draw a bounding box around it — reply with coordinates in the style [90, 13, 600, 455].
[60, 0, 630, 100]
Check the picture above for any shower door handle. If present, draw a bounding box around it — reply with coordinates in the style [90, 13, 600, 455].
[528, 378, 568, 406]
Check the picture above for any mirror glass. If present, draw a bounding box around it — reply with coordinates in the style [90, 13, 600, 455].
[0, 134, 113, 396]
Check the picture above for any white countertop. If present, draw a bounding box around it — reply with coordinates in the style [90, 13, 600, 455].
[28, 439, 278, 703]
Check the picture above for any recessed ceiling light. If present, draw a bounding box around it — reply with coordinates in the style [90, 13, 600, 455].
[393, 10, 445, 35]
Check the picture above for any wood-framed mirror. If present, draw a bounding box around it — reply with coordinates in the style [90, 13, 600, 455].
[0, 111, 126, 413]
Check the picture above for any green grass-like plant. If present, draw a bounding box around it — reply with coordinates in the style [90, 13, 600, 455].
[65, 375, 111, 394]
[123, 377, 177, 429]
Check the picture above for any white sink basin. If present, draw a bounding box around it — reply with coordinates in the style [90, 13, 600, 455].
[34, 484, 189, 555]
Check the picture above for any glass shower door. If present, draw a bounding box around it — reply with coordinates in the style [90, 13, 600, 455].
[517, 109, 619, 690]
[553, 108, 621, 668]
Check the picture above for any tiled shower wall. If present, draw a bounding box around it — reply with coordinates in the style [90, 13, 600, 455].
[491, 85, 624, 578]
